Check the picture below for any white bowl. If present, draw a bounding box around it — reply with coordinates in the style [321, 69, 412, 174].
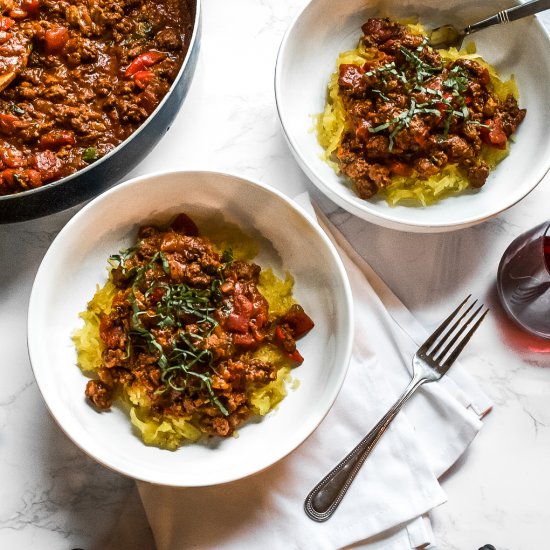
[28, 171, 353, 486]
[275, 0, 550, 232]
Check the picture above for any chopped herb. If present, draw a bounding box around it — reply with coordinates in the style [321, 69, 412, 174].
[221, 249, 233, 263]
[82, 147, 98, 163]
[371, 88, 390, 102]
[10, 104, 25, 116]
[137, 20, 153, 37]
[467, 120, 491, 129]
[109, 243, 234, 415]
[358, 43, 479, 146]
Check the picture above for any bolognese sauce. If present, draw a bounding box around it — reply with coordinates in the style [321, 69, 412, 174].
[318, 18, 526, 203]
[0, 0, 193, 195]
[75, 214, 314, 446]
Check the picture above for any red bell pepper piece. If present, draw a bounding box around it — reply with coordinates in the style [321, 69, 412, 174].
[280, 305, 314, 339]
[480, 118, 507, 150]
[133, 70, 155, 89]
[273, 325, 304, 365]
[287, 348, 304, 364]
[170, 213, 199, 235]
[125, 51, 166, 77]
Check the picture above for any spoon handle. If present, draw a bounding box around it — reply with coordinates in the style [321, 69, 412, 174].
[467, 0, 550, 35]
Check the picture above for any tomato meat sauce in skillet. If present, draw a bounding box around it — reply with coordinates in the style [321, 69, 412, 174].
[0, 0, 193, 195]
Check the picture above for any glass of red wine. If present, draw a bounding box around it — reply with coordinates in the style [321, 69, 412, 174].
[497, 221, 550, 339]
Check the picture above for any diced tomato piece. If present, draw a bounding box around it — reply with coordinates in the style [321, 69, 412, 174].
[274, 325, 287, 346]
[21, 0, 40, 15]
[8, 8, 28, 19]
[31, 150, 62, 181]
[434, 92, 453, 122]
[1, 147, 26, 168]
[225, 313, 248, 333]
[251, 298, 268, 330]
[389, 160, 412, 177]
[23, 169, 42, 188]
[338, 64, 364, 90]
[39, 129, 75, 150]
[44, 25, 69, 54]
[480, 118, 507, 150]
[223, 291, 255, 333]
[425, 77, 443, 92]
[233, 333, 256, 347]
[0, 169, 16, 191]
[0, 31, 13, 44]
[0, 17, 15, 31]
[125, 51, 166, 77]
[147, 286, 166, 305]
[0, 168, 42, 190]
[137, 89, 159, 113]
[1, 169, 17, 189]
[0, 113, 20, 135]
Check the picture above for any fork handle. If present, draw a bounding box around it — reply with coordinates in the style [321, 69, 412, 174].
[304, 371, 426, 522]
[467, 0, 550, 35]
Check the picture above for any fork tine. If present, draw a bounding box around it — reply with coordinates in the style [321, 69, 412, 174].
[421, 295, 472, 352]
[439, 307, 488, 370]
[430, 300, 479, 357]
[433, 303, 485, 361]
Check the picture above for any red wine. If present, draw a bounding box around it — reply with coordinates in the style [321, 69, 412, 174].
[497, 223, 550, 339]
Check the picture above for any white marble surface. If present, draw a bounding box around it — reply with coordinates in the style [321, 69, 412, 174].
[2, 1, 550, 548]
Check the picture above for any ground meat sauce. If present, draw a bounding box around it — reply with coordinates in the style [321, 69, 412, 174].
[85, 213, 314, 439]
[335, 18, 526, 199]
[0, 0, 193, 195]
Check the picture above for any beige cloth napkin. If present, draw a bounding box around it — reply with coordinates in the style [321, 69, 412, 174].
[137, 195, 492, 549]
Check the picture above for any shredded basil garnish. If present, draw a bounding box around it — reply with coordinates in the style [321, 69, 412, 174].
[361, 41, 477, 148]
[111, 246, 234, 415]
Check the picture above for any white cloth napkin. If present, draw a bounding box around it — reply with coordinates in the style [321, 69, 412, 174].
[137, 195, 492, 550]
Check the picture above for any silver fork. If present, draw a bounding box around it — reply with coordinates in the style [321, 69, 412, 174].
[304, 295, 488, 522]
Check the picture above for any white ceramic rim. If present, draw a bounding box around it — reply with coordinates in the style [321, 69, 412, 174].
[27, 169, 355, 486]
[274, 1, 550, 232]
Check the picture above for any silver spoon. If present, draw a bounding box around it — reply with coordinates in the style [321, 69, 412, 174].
[429, 0, 550, 49]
